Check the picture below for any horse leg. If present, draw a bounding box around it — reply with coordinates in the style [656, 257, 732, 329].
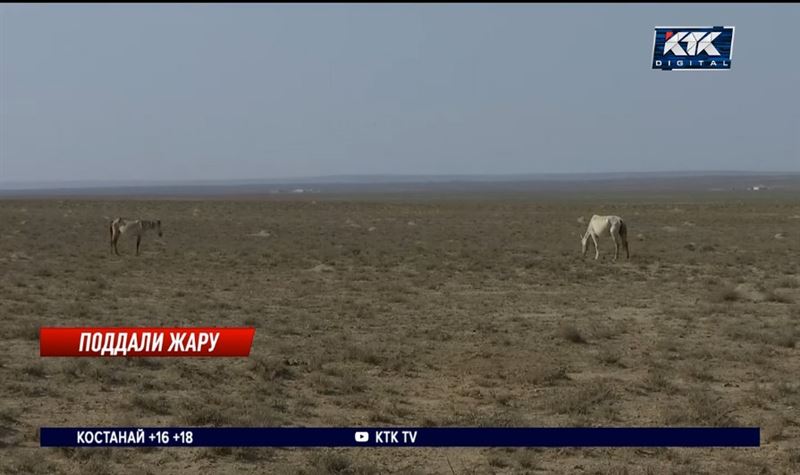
[591, 234, 600, 260]
[136, 235, 141, 256]
[112, 234, 120, 256]
[612, 233, 619, 261]
[581, 231, 589, 257]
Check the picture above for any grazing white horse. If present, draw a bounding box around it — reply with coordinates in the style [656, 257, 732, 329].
[109, 218, 162, 256]
[581, 215, 629, 261]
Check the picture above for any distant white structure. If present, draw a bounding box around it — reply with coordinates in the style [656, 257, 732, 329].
[291, 188, 305, 193]
[748, 185, 767, 191]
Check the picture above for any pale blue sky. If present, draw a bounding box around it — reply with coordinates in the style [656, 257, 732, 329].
[1, 4, 798, 183]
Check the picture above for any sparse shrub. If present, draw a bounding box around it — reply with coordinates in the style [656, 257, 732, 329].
[250, 357, 295, 382]
[642, 369, 673, 392]
[344, 344, 383, 366]
[664, 387, 737, 427]
[516, 449, 541, 469]
[337, 373, 367, 395]
[590, 321, 626, 340]
[130, 394, 171, 415]
[65, 301, 91, 318]
[558, 323, 586, 343]
[22, 363, 45, 378]
[182, 406, 231, 426]
[768, 330, 796, 348]
[6, 321, 39, 341]
[686, 365, 715, 382]
[523, 364, 569, 386]
[598, 348, 622, 366]
[200, 447, 232, 459]
[34, 268, 54, 278]
[0, 406, 19, 426]
[710, 285, 741, 303]
[549, 381, 615, 416]
[7, 452, 57, 474]
[308, 451, 379, 475]
[126, 357, 163, 370]
[492, 390, 514, 407]
[234, 447, 276, 463]
[763, 289, 793, 304]
[488, 454, 511, 468]
[368, 411, 393, 424]
[775, 277, 799, 289]
[762, 415, 786, 443]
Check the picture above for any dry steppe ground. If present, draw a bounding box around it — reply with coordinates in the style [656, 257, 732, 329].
[1, 193, 799, 474]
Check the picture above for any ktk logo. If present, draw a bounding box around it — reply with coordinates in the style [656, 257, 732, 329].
[652, 26, 734, 71]
[663, 31, 721, 56]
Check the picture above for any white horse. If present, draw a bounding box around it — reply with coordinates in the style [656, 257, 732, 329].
[581, 215, 629, 261]
[109, 218, 162, 256]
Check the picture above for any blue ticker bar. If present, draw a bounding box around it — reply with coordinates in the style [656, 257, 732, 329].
[40, 427, 760, 448]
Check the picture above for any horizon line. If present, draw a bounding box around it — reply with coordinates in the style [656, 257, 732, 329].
[3, 169, 800, 189]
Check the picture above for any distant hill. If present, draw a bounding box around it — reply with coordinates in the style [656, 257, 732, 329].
[1, 171, 799, 197]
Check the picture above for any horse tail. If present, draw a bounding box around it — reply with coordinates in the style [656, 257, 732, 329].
[620, 220, 630, 258]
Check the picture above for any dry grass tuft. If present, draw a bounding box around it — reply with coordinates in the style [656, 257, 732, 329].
[763, 289, 794, 304]
[558, 322, 587, 344]
[710, 285, 742, 303]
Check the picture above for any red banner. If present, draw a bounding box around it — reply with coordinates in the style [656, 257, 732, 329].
[40, 327, 255, 357]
